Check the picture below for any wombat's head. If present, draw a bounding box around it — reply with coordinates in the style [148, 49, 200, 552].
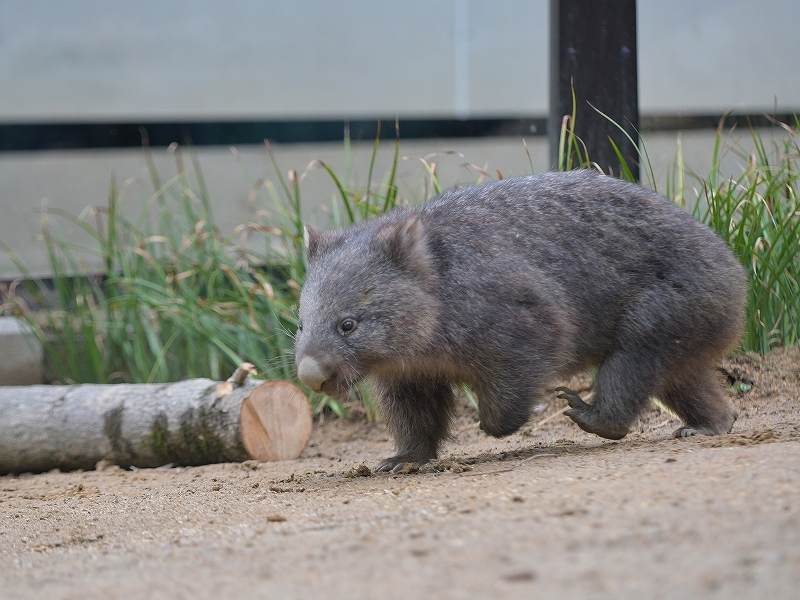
[295, 213, 440, 397]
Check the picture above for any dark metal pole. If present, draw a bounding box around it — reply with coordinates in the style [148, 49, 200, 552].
[549, 0, 640, 180]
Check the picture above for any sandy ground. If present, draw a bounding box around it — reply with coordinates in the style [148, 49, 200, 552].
[2, 349, 799, 599]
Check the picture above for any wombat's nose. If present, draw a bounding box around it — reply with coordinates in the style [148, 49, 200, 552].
[297, 356, 328, 392]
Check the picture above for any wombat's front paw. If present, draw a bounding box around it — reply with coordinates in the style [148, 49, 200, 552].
[376, 452, 433, 473]
[674, 426, 700, 438]
[673, 424, 729, 438]
[557, 386, 628, 441]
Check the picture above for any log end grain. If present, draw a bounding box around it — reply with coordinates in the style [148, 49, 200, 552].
[239, 381, 312, 461]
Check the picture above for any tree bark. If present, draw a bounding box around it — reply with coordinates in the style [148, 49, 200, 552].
[0, 377, 312, 475]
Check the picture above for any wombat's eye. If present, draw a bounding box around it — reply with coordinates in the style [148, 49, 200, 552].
[339, 318, 358, 335]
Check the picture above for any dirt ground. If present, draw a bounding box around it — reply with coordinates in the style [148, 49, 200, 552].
[2, 349, 799, 599]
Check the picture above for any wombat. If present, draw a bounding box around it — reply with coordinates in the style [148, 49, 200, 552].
[295, 170, 746, 472]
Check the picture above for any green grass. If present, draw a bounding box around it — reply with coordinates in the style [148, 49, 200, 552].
[687, 117, 800, 353]
[3, 143, 300, 386]
[2, 115, 800, 416]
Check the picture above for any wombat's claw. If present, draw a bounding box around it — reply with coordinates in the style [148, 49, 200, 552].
[555, 386, 590, 410]
[377, 461, 415, 474]
[674, 426, 704, 438]
[557, 386, 628, 440]
[377, 454, 430, 473]
[376, 457, 411, 473]
[376, 458, 402, 473]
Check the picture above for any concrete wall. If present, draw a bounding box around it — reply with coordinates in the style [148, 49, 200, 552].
[4, 128, 789, 279]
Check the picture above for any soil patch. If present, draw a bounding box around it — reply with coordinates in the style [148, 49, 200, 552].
[2, 349, 799, 598]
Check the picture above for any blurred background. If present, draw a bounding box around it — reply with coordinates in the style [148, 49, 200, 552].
[1, 0, 799, 277]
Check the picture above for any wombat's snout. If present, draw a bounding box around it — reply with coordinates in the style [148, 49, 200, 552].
[296, 356, 329, 392]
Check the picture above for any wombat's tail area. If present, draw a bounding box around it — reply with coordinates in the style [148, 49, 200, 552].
[656, 363, 737, 437]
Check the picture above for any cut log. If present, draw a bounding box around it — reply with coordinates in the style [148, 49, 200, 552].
[240, 381, 313, 462]
[0, 376, 312, 475]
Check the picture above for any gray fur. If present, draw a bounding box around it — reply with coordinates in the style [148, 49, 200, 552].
[295, 170, 747, 472]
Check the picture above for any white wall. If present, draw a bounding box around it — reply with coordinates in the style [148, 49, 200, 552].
[1, 0, 797, 122]
[0, 0, 548, 121]
[638, 0, 800, 113]
[1, 0, 798, 278]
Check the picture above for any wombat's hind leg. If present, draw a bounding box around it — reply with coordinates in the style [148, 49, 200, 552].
[375, 376, 457, 473]
[563, 348, 658, 440]
[657, 366, 737, 438]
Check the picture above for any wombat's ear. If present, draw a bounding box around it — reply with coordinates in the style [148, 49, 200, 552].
[375, 215, 434, 279]
[304, 225, 323, 261]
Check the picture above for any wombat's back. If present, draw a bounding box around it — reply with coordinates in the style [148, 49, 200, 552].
[419, 170, 745, 367]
